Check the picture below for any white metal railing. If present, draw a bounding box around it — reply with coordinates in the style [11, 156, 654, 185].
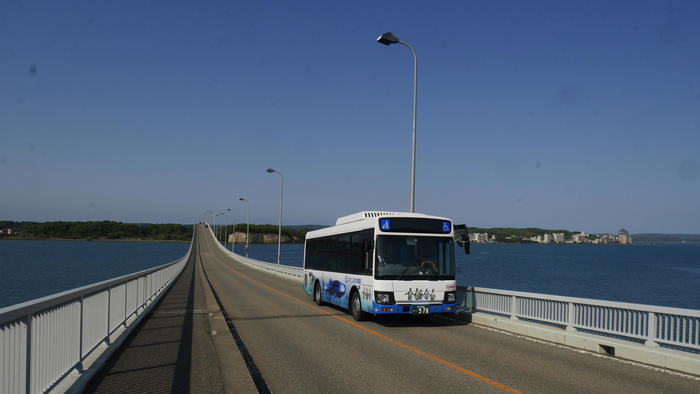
[464, 286, 700, 351]
[0, 237, 193, 394]
[206, 224, 303, 280]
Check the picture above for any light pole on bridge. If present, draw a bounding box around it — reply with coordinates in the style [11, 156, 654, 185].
[223, 208, 231, 247]
[266, 168, 283, 265]
[217, 212, 224, 243]
[376, 32, 418, 213]
[239, 197, 250, 257]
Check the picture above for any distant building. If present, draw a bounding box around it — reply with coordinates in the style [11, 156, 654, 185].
[572, 232, 588, 243]
[618, 228, 632, 245]
[469, 233, 492, 243]
[552, 233, 566, 243]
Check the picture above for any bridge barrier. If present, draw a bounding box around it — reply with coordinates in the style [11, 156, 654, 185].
[459, 286, 700, 352]
[0, 238, 193, 394]
[206, 224, 303, 280]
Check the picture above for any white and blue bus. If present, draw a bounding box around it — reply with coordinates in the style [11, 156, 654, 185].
[303, 211, 463, 321]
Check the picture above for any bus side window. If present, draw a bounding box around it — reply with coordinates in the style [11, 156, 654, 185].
[350, 233, 362, 274]
[362, 229, 374, 274]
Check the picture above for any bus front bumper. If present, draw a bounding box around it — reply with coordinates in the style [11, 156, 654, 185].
[371, 302, 457, 315]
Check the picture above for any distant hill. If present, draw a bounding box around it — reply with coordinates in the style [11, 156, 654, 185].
[631, 233, 700, 243]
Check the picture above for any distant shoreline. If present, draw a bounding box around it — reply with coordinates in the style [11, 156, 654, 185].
[0, 237, 191, 243]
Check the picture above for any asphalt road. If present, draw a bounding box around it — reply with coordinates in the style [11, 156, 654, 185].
[199, 225, 699, 394]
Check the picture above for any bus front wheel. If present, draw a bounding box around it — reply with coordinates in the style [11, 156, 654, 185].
[350, 290, 366, 321]
[314, 282, 324, 306]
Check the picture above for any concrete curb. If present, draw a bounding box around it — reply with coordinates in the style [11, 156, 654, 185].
[467, 312, 700, 377]
[197, 253, 257, 393]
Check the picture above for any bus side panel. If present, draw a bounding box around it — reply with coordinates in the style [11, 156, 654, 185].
[302, 270, 316, 297]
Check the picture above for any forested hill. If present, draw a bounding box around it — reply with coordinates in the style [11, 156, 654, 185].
[0, 221, 193, 241]
[0, 221, 319, 242]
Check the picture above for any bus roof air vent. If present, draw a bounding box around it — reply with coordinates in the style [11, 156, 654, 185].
[335, 211, 396, 225]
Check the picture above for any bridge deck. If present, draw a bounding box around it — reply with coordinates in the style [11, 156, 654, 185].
[86, 226, 699, 393]
[199, 225, 699, 393]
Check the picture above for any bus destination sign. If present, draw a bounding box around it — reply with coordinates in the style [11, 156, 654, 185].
[378, 218, 452, 234]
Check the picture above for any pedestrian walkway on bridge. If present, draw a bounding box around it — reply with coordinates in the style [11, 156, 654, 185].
[85, 233, 255, 393]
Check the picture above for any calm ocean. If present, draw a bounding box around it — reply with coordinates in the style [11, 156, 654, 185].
[0, 240, 189, 308]
[1, 240, 698, 310]
[235, 242, 700, 310]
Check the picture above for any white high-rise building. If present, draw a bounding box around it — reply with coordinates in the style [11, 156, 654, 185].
[552, 233, 565, 243]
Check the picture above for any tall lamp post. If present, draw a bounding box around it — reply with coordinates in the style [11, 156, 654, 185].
[230, 202, 239, 253]
[266, 168, 283, 265]
[206, 210, 214, 227]
[217, 212, 224, 243]
[211, 210, 217, 239]
[223, 208, 231, 247]
[377, 31, 418, 213]
[239, 197, 250, 256]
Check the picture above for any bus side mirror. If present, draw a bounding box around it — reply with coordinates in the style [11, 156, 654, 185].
[453, 224, 470, 255]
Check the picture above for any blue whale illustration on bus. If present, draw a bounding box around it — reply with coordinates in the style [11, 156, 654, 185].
[323, 280, 346, 298]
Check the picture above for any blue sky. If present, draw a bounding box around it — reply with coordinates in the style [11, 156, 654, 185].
[1, 1, 699, 233]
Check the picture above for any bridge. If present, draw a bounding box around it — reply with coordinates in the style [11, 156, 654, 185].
[1, 224, 699, 393]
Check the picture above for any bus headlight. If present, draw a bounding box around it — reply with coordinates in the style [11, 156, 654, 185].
[375, 291, 395, 305]
[444, 291, 456, 304]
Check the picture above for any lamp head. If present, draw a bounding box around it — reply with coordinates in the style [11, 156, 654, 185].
[266, 168, 276, 173]
[239, 198, 245, 201]
[377, 32, 400, 46]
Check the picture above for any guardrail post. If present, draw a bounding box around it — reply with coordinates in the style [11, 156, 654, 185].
[106, 287, 111, 345]
[25, 314, 32, 394]
[645, 312, 659, 347]
[510, 295, 518, 320]
[465, 287, 475, 312]
[78, 297, 84, 371]
[566, 302, 577, 331]
[124, 283, 128, 327]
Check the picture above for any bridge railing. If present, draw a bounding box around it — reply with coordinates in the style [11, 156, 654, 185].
[461, 286, 700, 351]
[0, 239, 192, 394]
[206, 224, 303, 279]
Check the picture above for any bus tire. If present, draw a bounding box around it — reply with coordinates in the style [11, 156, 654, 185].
[314, 281, 324, 306]
[350, 290, 366, 321]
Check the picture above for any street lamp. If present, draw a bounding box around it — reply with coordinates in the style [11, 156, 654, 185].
[223, 208, 231, 247]
[377, 31, 418, 213]
[210, 210, 217, 238]
[239, 197, 250, 256]
[266, 168, 283, 265]
[217, 212, 224, 243]
[206, 210, 214, 227]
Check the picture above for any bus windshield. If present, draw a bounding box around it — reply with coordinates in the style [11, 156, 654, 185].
[375, 235, 455, 280]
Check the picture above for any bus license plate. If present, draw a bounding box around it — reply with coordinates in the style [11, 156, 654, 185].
[412, 305, 429, 315]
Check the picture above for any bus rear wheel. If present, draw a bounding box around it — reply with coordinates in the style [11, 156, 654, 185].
[350, 290, 366, 321]
[314, 282, 324, 306]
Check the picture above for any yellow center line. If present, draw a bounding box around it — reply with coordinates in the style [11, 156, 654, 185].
[212, 252, 523, 394]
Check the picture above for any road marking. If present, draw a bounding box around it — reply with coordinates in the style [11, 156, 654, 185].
[213, 257, 522, 394]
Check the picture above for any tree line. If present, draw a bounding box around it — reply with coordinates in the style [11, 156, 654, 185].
[0, 221, 319, 242]
[0, 221, 193, 241]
